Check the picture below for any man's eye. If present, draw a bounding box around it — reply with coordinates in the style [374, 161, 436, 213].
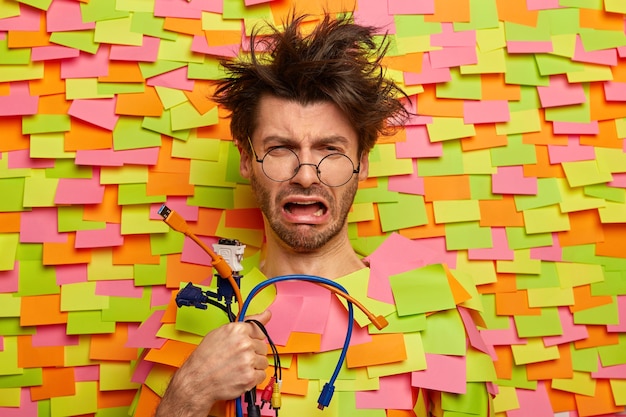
[267, 146, 293, 156]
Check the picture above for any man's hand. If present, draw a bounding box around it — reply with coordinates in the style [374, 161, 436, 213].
[155, 310, 272, 417]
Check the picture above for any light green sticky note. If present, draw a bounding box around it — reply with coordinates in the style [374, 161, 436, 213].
[100, 165, 149, 184]
[523, 204, 571, 234]
[281, 380, 339, 417]
[61, 282, 110, 311]
[0, 61, 44, 83]
[552, 371, 597, 396]
[378, 193, 428, 232]
[605, 0, 626, 12]
[417, 140, 465, 177]
[0, 336, 21, 376]
[422, 309, 467, 355]
[596, 146, 626, 174]
[150, 229, 185, 256]
[461, 47, 507, 75]
[98, 82, 145, 95]
[437, 68, 482, 100]
[591, 270, 626, 296]
[0, 157, 30, 179]
[463, 149, 497, 175]
[365, 143, 414, 177]
[102, 290, 152, 323]
[334, 268, 396, 327]
[80, 0, 129, 22]
[30, 132, 76, 159]
[144, 364, 175, 397]
[579, 27, 626, 51]
[368, 310, 426, 334]
[567, 63, 613, 83]
[48, 30, 98, 54]
[455, 251, 498, 286]
[354, 177, 400, 204]
[505, 54, 549, 87]
[445, 221, 493, 250]
[139, 60, 187, 79]
[514, 178, 562, 211]
[121, 204, 169, 235]
[496, 249, 542, 274]
[570, 345, 598, 373]
[541, 8, 580, 35]
[390, 264, 457, 316]
[395, 35, 438, 55]
[171, 135, 221, 161]
[116, 0, 154, 12]
[158, 36, 204, 64]
[599, 200, 626, 223]
[454, 0, 500, 31]
[188, 57, 227, 81]
[495, 110, 542, 137]
[367, 332, 427, 378]
[201, 11, 241, 30]
[189, 150, 237, 187]
[573, 297, 619, 325]
[0, 387, 21, 406]
[66, 78, 113, 100]
[0, 0, 21, 19]
[58, 206, 106, 232]
[0, 366, 41, 389]
[0, 293, 20, 318]
[332, 367, 379, 392]
[0, 39, 30, 65]
[0, 233, 18, 271]
[598, 334, 626, 367]
[99, 362, 141, 391]
[187, 185, 235, 209]
[298, 349, 358, 381]
[505, 20, 550, 41]
[537, 51, 586, 77]
[154, 86, 188, 109]
[562, 160, 613, 188]
[514, 306, 564, 338]
[441, 382, 490, 415]
[545, 93, 590, 125]
[22, 114, 70, 135]
[557, 178, 607, 213]
[347, 202, 376, 223]
[511, 337, 560, 365]
[0, 317, 35, 337]
[118, 183, 165, 205]
[490, 134, 537, 166]
[143, 109, 192, 140]
[433, 199, 481, 224]
[467, 348, 497, 382]
[18, 259, 60, 296]
[394, 14, 441, 38]
[171, 102, 219, 131]
[508, 85, 541, 112]
[479, 294, 510, 330]
[66, 310, 116, 335]
[113, 116, 162, 150]
[130, 12, 176, 40]
[427, 117, 476, 142]
[46, 159, 92, 179]
[475, 21, 506, 53]
[517, 261, 560, 290]
[560, 0, 602, 9]
[134, 258, 168, 286]
[87, 249, 133, 281]
[557, 262, 604, 288]
[156, 322, 202, 345]
[50, 381, 98, 417]
[175, 284, 231, 336]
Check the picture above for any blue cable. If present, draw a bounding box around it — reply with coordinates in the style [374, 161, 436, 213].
[235, 274, 355, 417]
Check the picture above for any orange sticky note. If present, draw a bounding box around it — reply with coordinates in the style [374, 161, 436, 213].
[545, 381, 577, 413]
[224, 208, 264, 230]
[574, 325, 619, 349]
[416, 85, 464, 117]
[444, 265, 472, 306]
[579, 8, 625, 31]
[575, 379, 624, 416]
[523, 145, 566, 179]
[152, 138, 191, 174]
[98, 389, 137, 409]
[526, 344, 573, 381]
[205, 30, 242, 47]
[580, 120, 623, 149]
[64, 119, 113, 151]
[112, 234, 161, 265]
[481, 73, 521, 101]
[423, 175, 471, 202]
[0, 212, 21, 233]
[0, 116, 29, 152]
[557, 210, 604, 247]
[7, 13, 51, 48]
[99, 61, 144, 83]
[183, 80, 217, 115]
[595, 223, 626, 259]
[146, 171, 195, 196]
[90, 323, 140, 361]
[275, 332, 322, 354]
[589, 83, 626, 122]
[43, 233, 92, 265]
[30, 367, 76, 401]
[20, 294, 68, 326]
[478, 197, 525, 227]
[424, 0, 470, 22]
[38, 93, 71, 115]
[461, 124, 508, 152]
[570, 284, 614, 313]
[82, 185, 121, 223]
[165, 253, 212, 289]
[346, 333, 407, 368]
[29, 61, 66, 97]
[133, 384, 162, 417]
[17, 335, 65, 368]
[163, 17, 204, 35]
[144, 339, 197, 368]
[115, 86, 163, 117]
[495, 0, 538, 26]
[495, 290, 542, 316]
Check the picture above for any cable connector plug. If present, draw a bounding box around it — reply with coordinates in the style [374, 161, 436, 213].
[371, 315, 389, 330]
[260, 377, 275, 409]
[271, 379, 281, 410]
[317, 382, 335, 410]
[158, 204, 189, 234]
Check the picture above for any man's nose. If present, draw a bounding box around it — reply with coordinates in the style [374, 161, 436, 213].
[289, 161, 320, 188]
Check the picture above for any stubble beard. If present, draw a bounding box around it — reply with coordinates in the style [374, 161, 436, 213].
[250, 171, 358, 252]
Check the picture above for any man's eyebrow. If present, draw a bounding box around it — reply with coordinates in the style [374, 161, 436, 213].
[262, 135, 351, 146]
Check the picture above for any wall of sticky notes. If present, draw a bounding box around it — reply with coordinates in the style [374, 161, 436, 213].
[1, 0, 626, 416]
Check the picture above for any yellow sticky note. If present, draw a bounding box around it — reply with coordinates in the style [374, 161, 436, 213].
[50, 381, 98, 417]
[598, 201, 626, 223]
[0, 387, 20, 406]
[462, 149, 497, 174]
[87, 249, 134, 281]
[171, 101, 219, 131]
[557, 178, 607, 213]
[158, 36, 205, 64]
[566, 63, 613, 83]
[493, 385, 520, 413]
[60, 282, 110, 311]
[65, 78, 114, 100]
[202, 11, 241, 30]
[171, 134, 221, 160]
[496, 109, 541, 136]
[121, 204, 169, 235]
[100, 165, 149, 184]
[368, 143, 414, 177]
[527, 286, 575, 308]
[467, 348, 497, 382]
[0, 233, 18, 272]
[99, 362, 141, 391]
[155, 86, 189, 109]
[455, 251, 498, 286]
[332, 367, 379, 391]
[595, 147, 626, 173]
[552, 371, 596, 396]
[0, 337, 21, 376]
[461, 47, 507, 75]
[30, 133, 76, 159]
[611, 379, 626, 406]
[347, 202, 376, 223]
[476, 22, 506, 52]
[367, 333, 427, 378]
[95, 16, 143, 46]
[0, 293, 20, 318]
[65, 335, 98, 367]
[562, 160, 613, 187]
[23, 170, 58, 207]
[522, 205, 571, 234]
[433, 199, 481, 223]
[496, 249, 542, 275]
[0, 62, 44, 82]
[427, 117, 476, 142]
[511, 338, 560, 365]
[556, 262, 604, 288]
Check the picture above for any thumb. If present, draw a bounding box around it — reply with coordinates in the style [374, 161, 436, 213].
[246, 309, 272, 326]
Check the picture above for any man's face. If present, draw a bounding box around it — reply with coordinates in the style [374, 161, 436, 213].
[239, 95, 369, 252]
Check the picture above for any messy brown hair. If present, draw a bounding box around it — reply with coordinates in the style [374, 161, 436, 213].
[212, 12, 410, 155]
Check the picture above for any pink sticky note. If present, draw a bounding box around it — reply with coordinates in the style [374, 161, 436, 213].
[388, 0, 434, 14]
[548, 136, 596, 163]
[480, 317, 526, 348]
[68, 98, 119, 131]
[388, 159, 425, 195]
[0, 263, 19, 293]
[464, 100, 510, 124]
[191, 34, 240, 58]
[459, 306, 496, 358]
[275, 280, 331, 334]
[265, 294, 304, 346]
[429, 46, 477, 69]
[55, 263, 88, 285]
[132, 356, 155, 384]
[607, 295, 626, 333]
[573, 35, 618, 66]
[32, 324, 79, 347]
[543, 306, 589, 347]
[537, 74, 586, 108]
[75, 365, 100, 381]
[526, 0, 561, 9]
[412, 354, 467, 394]
[395, 125, 442, 158]
[592, 360, 626, 379]
[320, 295, 371, 352]
[507, 382, 554, 417]
[47, 0, 95, 32]
[147, 66, 195, 91]
[55, 171, 106, 205]
[404, 53, 451, 85]
[353, 1, 395, 35]
[8, 150, 54, 168]
[432, 23, 475, 47]
[109, 36, 161, 62]
[150, 198, 199, 222]
[529, 233, 562, 262]
[31, 45, 81, 61]
[96, 279, 144, 298]
[20, 207, 68, 243]
[609, 173, 626, 188]
[492, 166, 538, 195]
[0, 5, 40, 31]
[506, 41, 553, 54]
[151, 285, 174, 308]
[552, 121, 599, 135]
[603, 81, 626, 102]
[0, 388, 38, 417]
[180, 235, 220, 267]
[74, 147, 160, 167]
[154, 0, 218, 18]
[126, 310, 168, 349]
[619, 45, 626, 58]
[61, 45, 111, 79]
[356, 373, 414, 410]
[0, 82, 38, 116]
[468, 227, 514, 261]
[75, 223, 123, 249]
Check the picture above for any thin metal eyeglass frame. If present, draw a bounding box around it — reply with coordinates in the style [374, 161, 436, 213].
[246, 137, 360, 187]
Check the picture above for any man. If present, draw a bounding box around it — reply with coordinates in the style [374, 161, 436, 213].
[151, 13, 492, 417]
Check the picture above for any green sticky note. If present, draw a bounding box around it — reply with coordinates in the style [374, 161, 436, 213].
[598, 334, 626, 367]
[517, 261, 560, 290]
[0, 336, 21, 376]
[22, 114, 71, 134]
[61, 282, 110, 311]
[478, 294, 510, 330]
[505, 20, 550, 41]
[46, 160, 92, 179]
[445, 221, 493, 250]
[467, 348, 498, 382]
[223, 0, 271, 19]
[189, 150, 237, 187]
[121, 204, 169, 235]
[80, 0, 129, 22]
[118, 183, 165, 205]
[0, 233, 18, 271]
[552, 371, 596, 396]
[58, 206, 106, 232]
[0, 61, 44, 83]
[225, 142, 248, 184]
[557, 177, 607, 213]
[394, 14, 441, 37]
[591, 270, 626, 296]
[427, 117, 477, 142]
[461, 47, 507, 75]
[354, 177, 399, 204]
[579, 27, 626, 52]
[514, 178, 562, 211]
[49, 30, 99, 54]
[567, 63, 613, 83]
[102, 290, 152, 323]
[417, 140, 465, 177]
[188, 57, 227, 81]
[176, 286, 231, 336]
[511, 338, 560, 365]
[30, 132, 76, 159]
[441, 382, 490, 415]
[437, 69, 482, 100]
[463, 149, 497, 175]
[540, 8, 580, 35]
[171, 135, 221, 160]
[134, 259, 168, 286]
[378, 193, 428, 232]
[573, 297, 619, 325]
[454, 0, 500, 31]
[505, 54, 549, 87]
[368, 310, 426, 334]
[130, 12, 176, 40]
[87, 249, 134, 280]
[422, 308, 467, 355]
[100, 166, 148, 185]
[298, 349, 357, 380]
[143, 109, 192, 140]
[557, 262, 605, 288]
[18, 259, 60, 296]
[364, 143, 414, 177]
[99, 362, 140, 392]
[149, 229, 185, 255]
[139, 60, 187, 79]
[0, 39, 30, 65]
[433, 199, 481, 224]
[570, 345, 598, 373]
[469, 175, 500, 200]
[389, 264, 456, 316]
[94, 16, 143, 45]
[490, 134, 536, 166]
[523, 205, 571, 234]
[496, 249, 542, 274]
[98, 82, 145, 95]
[187, 185, 235, 209]
[158, 36, 204, 64]
[50, 381, 98, 417]
[508, 86, 541, 112]
[154, 86, 187, 109]
[514, 307, 564, 337]
[598, 201, 626, 223]
[113, 117, 162, 150]
[595, 147, 626, 176]
[17, 242, 43, 261]
[66, 78, 114, 100]
[171, 102, 219, 131]
[66, 310, 116, 335]
[563, 160, 614, 188]
[0, 367, 42, 389]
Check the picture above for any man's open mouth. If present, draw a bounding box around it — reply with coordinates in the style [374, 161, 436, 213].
[284, 201, 327, 217]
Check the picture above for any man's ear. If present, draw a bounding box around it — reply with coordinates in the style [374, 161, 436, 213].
[357, 151, 369, 181]
[238, 141, 252, 179]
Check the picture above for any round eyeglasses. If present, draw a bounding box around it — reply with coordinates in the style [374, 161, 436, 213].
[247, 138, 360, 187]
